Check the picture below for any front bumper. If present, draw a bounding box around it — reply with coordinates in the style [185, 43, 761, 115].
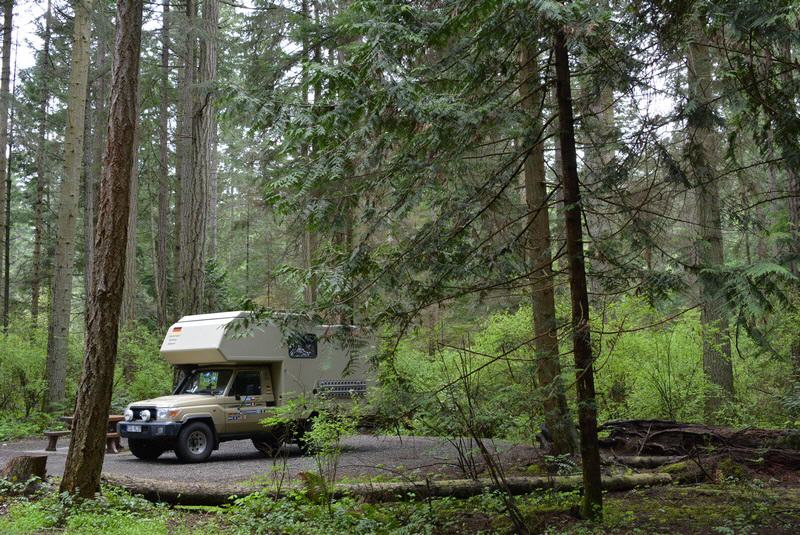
[117, 421, 182, 439]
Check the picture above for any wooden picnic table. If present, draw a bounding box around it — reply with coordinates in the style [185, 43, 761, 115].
[56, 415, 125, 453]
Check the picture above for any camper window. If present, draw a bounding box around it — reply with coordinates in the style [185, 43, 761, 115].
[288, 333, 317, 359]
[231, 371, 262, 397]
[179, 369, 233, 396]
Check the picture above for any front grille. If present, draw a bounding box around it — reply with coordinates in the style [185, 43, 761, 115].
[316, 379, 367, 399]
[131, 406, 157, 421]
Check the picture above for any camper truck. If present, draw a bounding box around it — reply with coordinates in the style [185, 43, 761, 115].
[117, 311, 374, 462]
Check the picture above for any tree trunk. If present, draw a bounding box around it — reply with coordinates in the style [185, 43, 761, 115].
[780, 41, 800, 280]
[178, 0, 215, 316]
[180, 0, 217, 315]
[0, 455, 47, 482]
[582, 72, 615, 295]
[83, 36, 108, 322]
[120, 93, 141, 328]
[174, 0, 195, 316]
[777, 43, 800, 376]
[300, 0, 317, 307]
[519, 43, 577, 455]
[303, 229, 317, 305]
[207, 122, 218, 260]
[0, 1, 12, 321]
[45, 0, 93, 413]
[31, 0, 52, 326]
[2, 21, 14, 336]
[82, 86, 95, 324]
[154, 0, 170, 330]
[61, 0, 143, 498]
[687, 22, 733, 413]
[554, 29, 603, 520]
[181, 0, 219, 314]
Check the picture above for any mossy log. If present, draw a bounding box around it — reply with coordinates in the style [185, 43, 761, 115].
[0, 455, 47, 482]
[101, 472, 672, 506]
[600, 420, 800, 457]
[609, 455, 685, 468]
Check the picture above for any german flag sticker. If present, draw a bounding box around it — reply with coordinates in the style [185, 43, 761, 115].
[173, 326, 183, 333]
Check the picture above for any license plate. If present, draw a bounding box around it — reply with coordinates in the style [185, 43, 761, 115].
[127, 425, 142, 433]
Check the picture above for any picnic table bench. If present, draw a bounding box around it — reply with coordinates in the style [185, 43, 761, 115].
[44, 415, 125, 453]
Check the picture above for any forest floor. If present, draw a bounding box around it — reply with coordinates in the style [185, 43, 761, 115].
[1, 477, 798, 533]
[2, 434, 800, 533]
[0, 434, 542, 483]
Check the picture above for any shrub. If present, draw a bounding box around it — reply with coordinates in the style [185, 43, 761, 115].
[375, 294, 796, 442]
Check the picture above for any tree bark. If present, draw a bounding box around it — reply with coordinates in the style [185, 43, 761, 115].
[82, 88, 94, 319]
[61, 0, 143, 498]
[687, 21, 733, 413]
[519, 43, 577, 455]
[776, 43, 800, 376]
[181, 0, 216, 315]
[0, 455, 47, 482]
[0, 1, 12, 321]
[83, 35, 109, 322]
[2, 19, 14, 336]
[31, 0, 52, 326]
[179, 0, 217, 314]
[45, 0, 93, 412]
[303, 228, 317, 305]
[154, 0, 170, 330]
[554, 29, 603, 520]
[174, 0, 195, 316]
[208, 122, 218, 260]
[120, 92, 141, 328]
[582, 72, 615, 295]
[780, 41, 800, 279]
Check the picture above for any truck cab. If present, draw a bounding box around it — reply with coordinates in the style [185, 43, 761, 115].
[118, 312, 373, 462]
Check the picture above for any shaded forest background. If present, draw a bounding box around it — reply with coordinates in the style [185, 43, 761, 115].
[0, 0, 798, 463]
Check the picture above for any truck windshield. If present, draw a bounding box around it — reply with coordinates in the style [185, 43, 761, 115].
[179, 369, 233, 395]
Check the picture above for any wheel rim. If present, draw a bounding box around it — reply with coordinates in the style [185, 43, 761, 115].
[187, 430, 207, 455]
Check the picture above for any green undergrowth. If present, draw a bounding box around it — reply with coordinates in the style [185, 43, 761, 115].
[1, 479, 799, 534]
[378, 295, 799, 445]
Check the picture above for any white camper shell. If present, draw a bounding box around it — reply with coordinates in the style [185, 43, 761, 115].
[161, 311, 373, 401]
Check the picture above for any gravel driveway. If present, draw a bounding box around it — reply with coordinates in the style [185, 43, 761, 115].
[0, 435, 541, 484]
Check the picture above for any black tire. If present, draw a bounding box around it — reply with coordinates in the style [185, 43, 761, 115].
[252, 436, 284, 457]
[175, 421, 214, 463]
[295, 419, 318, 456]
[128, 439, 166, 461]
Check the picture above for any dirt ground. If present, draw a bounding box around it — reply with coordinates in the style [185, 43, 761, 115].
[0, 434, 542, 484]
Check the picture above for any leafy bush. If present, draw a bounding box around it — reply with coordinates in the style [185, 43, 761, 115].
[376, 294, 796, 442]
[0, 325, 51, 417]
[111, 325, 173, 411]
[0, 412, 56, 441]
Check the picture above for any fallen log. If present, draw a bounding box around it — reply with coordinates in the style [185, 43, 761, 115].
[607, 455, 685, 469]
[101, 472, 672, 506]
[599, 420, 800, 456]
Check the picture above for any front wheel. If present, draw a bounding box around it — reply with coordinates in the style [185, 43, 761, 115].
[128, 439, 166, 461]
[175, 422, 214, 463]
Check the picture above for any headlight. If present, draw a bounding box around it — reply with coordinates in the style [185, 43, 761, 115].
[123, 409, 133, 422]
[139, 409, 151, 421]
[157, 408, 180, 420]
